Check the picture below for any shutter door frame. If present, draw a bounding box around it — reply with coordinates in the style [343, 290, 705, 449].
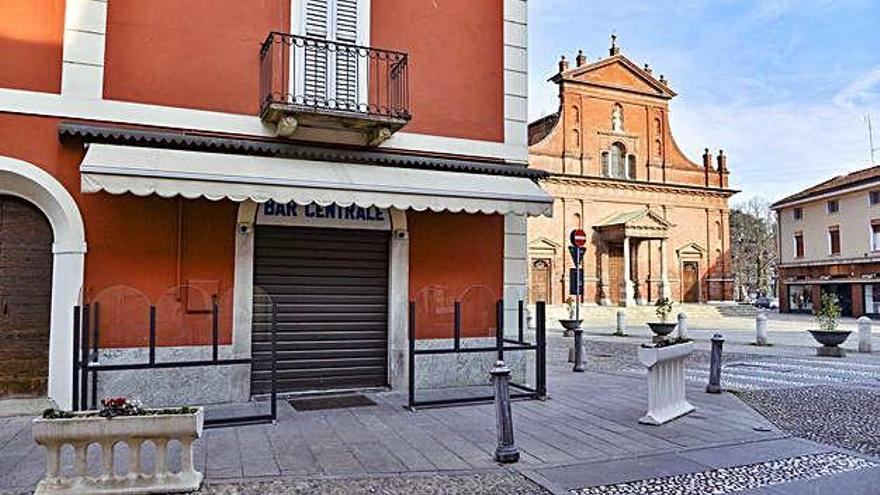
[251, 226, 390, 393]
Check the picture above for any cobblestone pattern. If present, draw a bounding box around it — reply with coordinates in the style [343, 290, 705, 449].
[571, 452, 877, 495]
[737, 385, 880, 456]
[198, 471, 549, 495]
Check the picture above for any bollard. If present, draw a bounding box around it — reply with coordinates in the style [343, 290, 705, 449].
[615, 310, 626, 335]
[490, 361, 519, 463]
[755, 312, 768, 346]
[859, 316, 872, 353]
[677, 312, 688, 339]
[573, 328, 585, 372]
[706, 333, 724, 393]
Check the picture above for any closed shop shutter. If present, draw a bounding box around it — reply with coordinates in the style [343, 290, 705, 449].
[251, 226, 389, 394]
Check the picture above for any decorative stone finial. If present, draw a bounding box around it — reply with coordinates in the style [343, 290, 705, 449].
[576, 49, 587, 67]
[659, 74, 668, 85]
[610, 34, 620, 56]
[643, 63, 652, 75]
[559, 55, 569, 73]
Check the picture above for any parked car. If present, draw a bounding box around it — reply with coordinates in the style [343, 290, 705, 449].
[754, 297, 779, 310]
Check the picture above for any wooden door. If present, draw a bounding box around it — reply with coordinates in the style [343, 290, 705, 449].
[0, 196, 53, 397]
[530, 259, 551, 304]
[682, 261, 700, 303]
[607, 245, 623, 305]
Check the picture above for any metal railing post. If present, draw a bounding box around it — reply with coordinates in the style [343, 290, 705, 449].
[270, 303, 278, 422]
[72, 306, 80, 412]
[707, 333, 724, 394]
[495, 300, 504, 361]
[518, 300, 524, 344]
[91, 302, 100, 409]
[149, 306, 157, 365]
[453, 301, 461, 351]
[408, 301, 416, 410]
[80, 305, 90, 411]
[491, 360, 519, 463]
[212, 298, 219, 363]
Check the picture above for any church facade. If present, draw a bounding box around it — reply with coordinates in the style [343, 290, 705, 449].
[528, 40, 736, 307]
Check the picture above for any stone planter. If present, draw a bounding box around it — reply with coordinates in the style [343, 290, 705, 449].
[647, 322, 677, 342]
[32, 407, 203, 495]
[559, 319, 582, 337]
[637, 342, 695, 425]
[808, 330, 852, 357]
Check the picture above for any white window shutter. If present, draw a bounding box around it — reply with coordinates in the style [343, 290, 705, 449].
[334, 0, 359, 110]
[303, 0, 330, 106]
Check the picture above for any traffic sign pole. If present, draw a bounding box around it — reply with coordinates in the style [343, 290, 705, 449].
[569, 229, 587, 322]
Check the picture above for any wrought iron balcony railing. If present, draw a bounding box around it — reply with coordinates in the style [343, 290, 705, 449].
[260, 32, 411, 142]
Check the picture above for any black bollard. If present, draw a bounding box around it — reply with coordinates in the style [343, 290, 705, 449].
[490, 361, 519, 463]
[573, 328, 585, 372]
[706, 333, 724, 394]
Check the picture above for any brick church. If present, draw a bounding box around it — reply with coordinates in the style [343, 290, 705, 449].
[528, 38, 736, 306]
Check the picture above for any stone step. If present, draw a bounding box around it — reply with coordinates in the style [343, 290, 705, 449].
[543, 303, 758, 324]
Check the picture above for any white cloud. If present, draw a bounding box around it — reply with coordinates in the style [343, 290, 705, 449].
[833, 66, 880, 108]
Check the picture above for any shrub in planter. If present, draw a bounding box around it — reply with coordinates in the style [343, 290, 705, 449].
[808, 293, 851, 357]
[647, 297, 677, 340]
[559, 296, 582, 336]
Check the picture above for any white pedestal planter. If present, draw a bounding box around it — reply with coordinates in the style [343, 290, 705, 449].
[32, 407, 203, 495]
[637, 342, 696, 426]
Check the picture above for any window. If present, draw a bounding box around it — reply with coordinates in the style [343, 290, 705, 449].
[604, 142, 627, 179]
[828, 226, 840, 255]
[299, 0, 363, 110]
[872, 221, 880, 251]
[788, 285, 813, 312]
[794, 232, 804, 258]
[827, 199, 839, 214]
[871, 191, 880, 206]
[627, 155, 636, 180]
[866, 284, 880, 315]
[793, 207, 803, 220]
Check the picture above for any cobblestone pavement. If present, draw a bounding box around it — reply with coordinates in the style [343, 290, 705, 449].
[737, 386, 880, 457]
[197, 470, 548, 495]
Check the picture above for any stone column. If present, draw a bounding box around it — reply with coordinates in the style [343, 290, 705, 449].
[659, 238, 671, 300]
[623, 237, 635, 306]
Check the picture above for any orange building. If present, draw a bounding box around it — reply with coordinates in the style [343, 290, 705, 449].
[0, 0, 550, 408]
[528, 38, 736, 307]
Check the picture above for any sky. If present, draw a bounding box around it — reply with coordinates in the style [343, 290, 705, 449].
[528, 0, 880, 205]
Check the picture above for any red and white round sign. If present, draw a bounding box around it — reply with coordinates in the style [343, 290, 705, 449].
[570, 229, 587, 247]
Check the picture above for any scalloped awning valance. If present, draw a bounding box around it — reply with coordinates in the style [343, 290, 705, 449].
[80, 144, 552, 216]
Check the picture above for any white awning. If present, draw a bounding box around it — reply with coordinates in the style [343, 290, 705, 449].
[80, 144, 552, 216]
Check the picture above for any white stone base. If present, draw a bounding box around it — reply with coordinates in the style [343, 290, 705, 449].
[637, 342, 695, 425]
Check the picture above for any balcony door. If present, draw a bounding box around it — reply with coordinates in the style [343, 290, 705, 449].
[294, 0, 368, 112]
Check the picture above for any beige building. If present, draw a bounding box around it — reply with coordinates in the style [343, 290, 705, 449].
[773, 165, 880, 317]
[527, 39, 736, 307]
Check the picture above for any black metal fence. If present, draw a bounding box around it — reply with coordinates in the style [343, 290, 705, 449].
[71, 301, 278, 428]
[407, 300, 546, 410]
[260, 31, 410, 120]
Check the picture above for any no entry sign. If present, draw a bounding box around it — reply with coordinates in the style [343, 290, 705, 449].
[570, 229, 588, 247]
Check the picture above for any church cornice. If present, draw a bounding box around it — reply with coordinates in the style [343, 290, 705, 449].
[542, 173, 738, 198]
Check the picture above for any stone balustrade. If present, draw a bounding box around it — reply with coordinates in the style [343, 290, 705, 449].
[32, 408, 203, 495]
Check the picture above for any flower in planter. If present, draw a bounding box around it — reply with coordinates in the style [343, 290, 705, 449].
[655, 297, 674, 323]
[99, 397, 145, 418]
[814, 293, 842, 332]
[564, 296, 575, 319]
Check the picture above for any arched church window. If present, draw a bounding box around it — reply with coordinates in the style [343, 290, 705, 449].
[606, 142, 627, 179]
[571, 129, 580, 147]
[601, 151, 610, 176]
[571, 105, 580, 123]
[572, 212, 582, 229]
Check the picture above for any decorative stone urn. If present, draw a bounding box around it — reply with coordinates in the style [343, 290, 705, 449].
[646, 322, 677, 343]
[558, 319, 582, 337]
[808, 330, 852, 357]
[637, 342, 695, 425]
[32, 407, 204, 495]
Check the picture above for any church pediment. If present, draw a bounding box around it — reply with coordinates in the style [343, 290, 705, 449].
[676, 242, 706, 258]
[529, 237, 562, 254]
[555, 56, 676, 99]
[595, 208, 672, 241]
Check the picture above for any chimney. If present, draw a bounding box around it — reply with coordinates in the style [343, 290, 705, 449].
[576, 49, 587, 67]
[702, 148, 713, 187]
[559, 55, 569, 73]
[717, 150, 729, 188]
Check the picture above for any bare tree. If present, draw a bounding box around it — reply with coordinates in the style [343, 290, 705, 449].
[729, 197, 777, 301]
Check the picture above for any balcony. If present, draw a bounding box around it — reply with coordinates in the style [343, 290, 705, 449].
[260, 32, 411, 146]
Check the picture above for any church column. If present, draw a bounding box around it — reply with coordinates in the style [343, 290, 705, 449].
[623, 236, 635, 307]
[660, 238, 671, 300]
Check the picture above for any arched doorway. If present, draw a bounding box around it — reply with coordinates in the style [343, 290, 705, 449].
[0, 196, 53, 397]
[0, 156, 86, 408]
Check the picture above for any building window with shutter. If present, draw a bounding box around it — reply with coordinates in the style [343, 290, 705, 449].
[871, 191, 880, 206]
[872, 221, 880, 251]
[793, 207, 803, 221]
[827, 199, 839, 214]
[828, 226, 840, 255]
[794, 232, 804, 258]
[297, 0, 363, 110]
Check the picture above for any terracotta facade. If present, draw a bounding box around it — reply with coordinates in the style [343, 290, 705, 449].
[527, 42, 736, 306]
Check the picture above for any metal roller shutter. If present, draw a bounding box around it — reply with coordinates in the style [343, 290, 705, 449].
[251, 226, 389, 394]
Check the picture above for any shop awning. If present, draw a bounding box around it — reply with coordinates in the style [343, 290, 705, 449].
[80, 144, 552, 216]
